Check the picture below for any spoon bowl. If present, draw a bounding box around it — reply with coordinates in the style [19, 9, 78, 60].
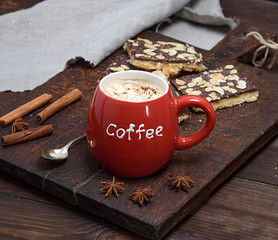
[38, 133, 86, 161]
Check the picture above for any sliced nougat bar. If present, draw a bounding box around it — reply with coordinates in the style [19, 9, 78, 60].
[172, 64, 259, 111]
[123, 38, 206, 76]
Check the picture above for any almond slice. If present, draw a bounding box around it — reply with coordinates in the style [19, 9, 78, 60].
[225, 64, 234, 70]
[176, 79, 186, 85]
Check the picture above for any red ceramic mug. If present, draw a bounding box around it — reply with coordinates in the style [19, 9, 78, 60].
[86, 70, 215, 177]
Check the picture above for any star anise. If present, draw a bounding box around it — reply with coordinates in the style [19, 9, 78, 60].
[11, 118, 29, 133]
[168, 173, 195, 191]
[101, 176, 124, 198]
[129, 187, 153, 206]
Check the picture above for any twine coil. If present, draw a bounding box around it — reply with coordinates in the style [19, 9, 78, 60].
[246, 31, 278, 69]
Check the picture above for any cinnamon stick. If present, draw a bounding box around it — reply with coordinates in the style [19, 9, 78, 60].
[2, 124, 53, 146]
[36, 89, 82, 124]
[0, 93, 52, 127]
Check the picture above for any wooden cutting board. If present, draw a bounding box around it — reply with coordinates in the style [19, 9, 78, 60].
[0, 24, 277, 240]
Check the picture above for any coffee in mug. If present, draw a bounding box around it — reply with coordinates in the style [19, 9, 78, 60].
[102, 78, 164, 102]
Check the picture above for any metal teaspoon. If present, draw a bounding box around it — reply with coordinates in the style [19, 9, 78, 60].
[38, 133, 86, 161]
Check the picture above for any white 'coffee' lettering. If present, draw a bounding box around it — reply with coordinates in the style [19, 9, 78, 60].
[106, 123, 117, 136]
[136, 124, 145, 140]
[156, 126, 163, 136]
[126, 123, 135, 140]
[116, 128, 125, 139]
[146, 129, 154, 139]
[106, 123, 163, 140]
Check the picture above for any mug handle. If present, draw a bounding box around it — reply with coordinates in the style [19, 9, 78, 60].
[173, 95, 216, 150]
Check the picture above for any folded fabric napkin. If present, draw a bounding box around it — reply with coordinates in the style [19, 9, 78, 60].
[177, 0, 237, 28]
[0, 0, 236, 92]
[158, 0, 238, 50]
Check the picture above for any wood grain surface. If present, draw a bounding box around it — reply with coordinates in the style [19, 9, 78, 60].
[1, 24, 277, 239]
[0, 0, 278, 239]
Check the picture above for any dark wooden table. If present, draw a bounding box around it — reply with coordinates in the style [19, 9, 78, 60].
[0, 0, 277, 239]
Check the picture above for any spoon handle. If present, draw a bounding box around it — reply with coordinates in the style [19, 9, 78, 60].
[65, 133, 86, 149]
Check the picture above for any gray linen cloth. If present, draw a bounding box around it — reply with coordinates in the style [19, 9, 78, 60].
[159, 0, 238, 50]
[0, 0, 236, 92]
[177, 0, 237, 28]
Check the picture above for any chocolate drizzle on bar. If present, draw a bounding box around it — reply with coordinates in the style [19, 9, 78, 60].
[108, 39, 259, 111]
[124, 38, 204, 64]
[172, 65, 258, 102]
[171, 65, 259, 111]
[106, 54, 139, 75]
[123, 37, 207, 75]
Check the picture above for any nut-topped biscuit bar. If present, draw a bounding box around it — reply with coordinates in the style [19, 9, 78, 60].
[124, 38, 206, 76]
[105, 54, 168, 81]
[105, 54, 139, 76]
[172, 65, 259, 111]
